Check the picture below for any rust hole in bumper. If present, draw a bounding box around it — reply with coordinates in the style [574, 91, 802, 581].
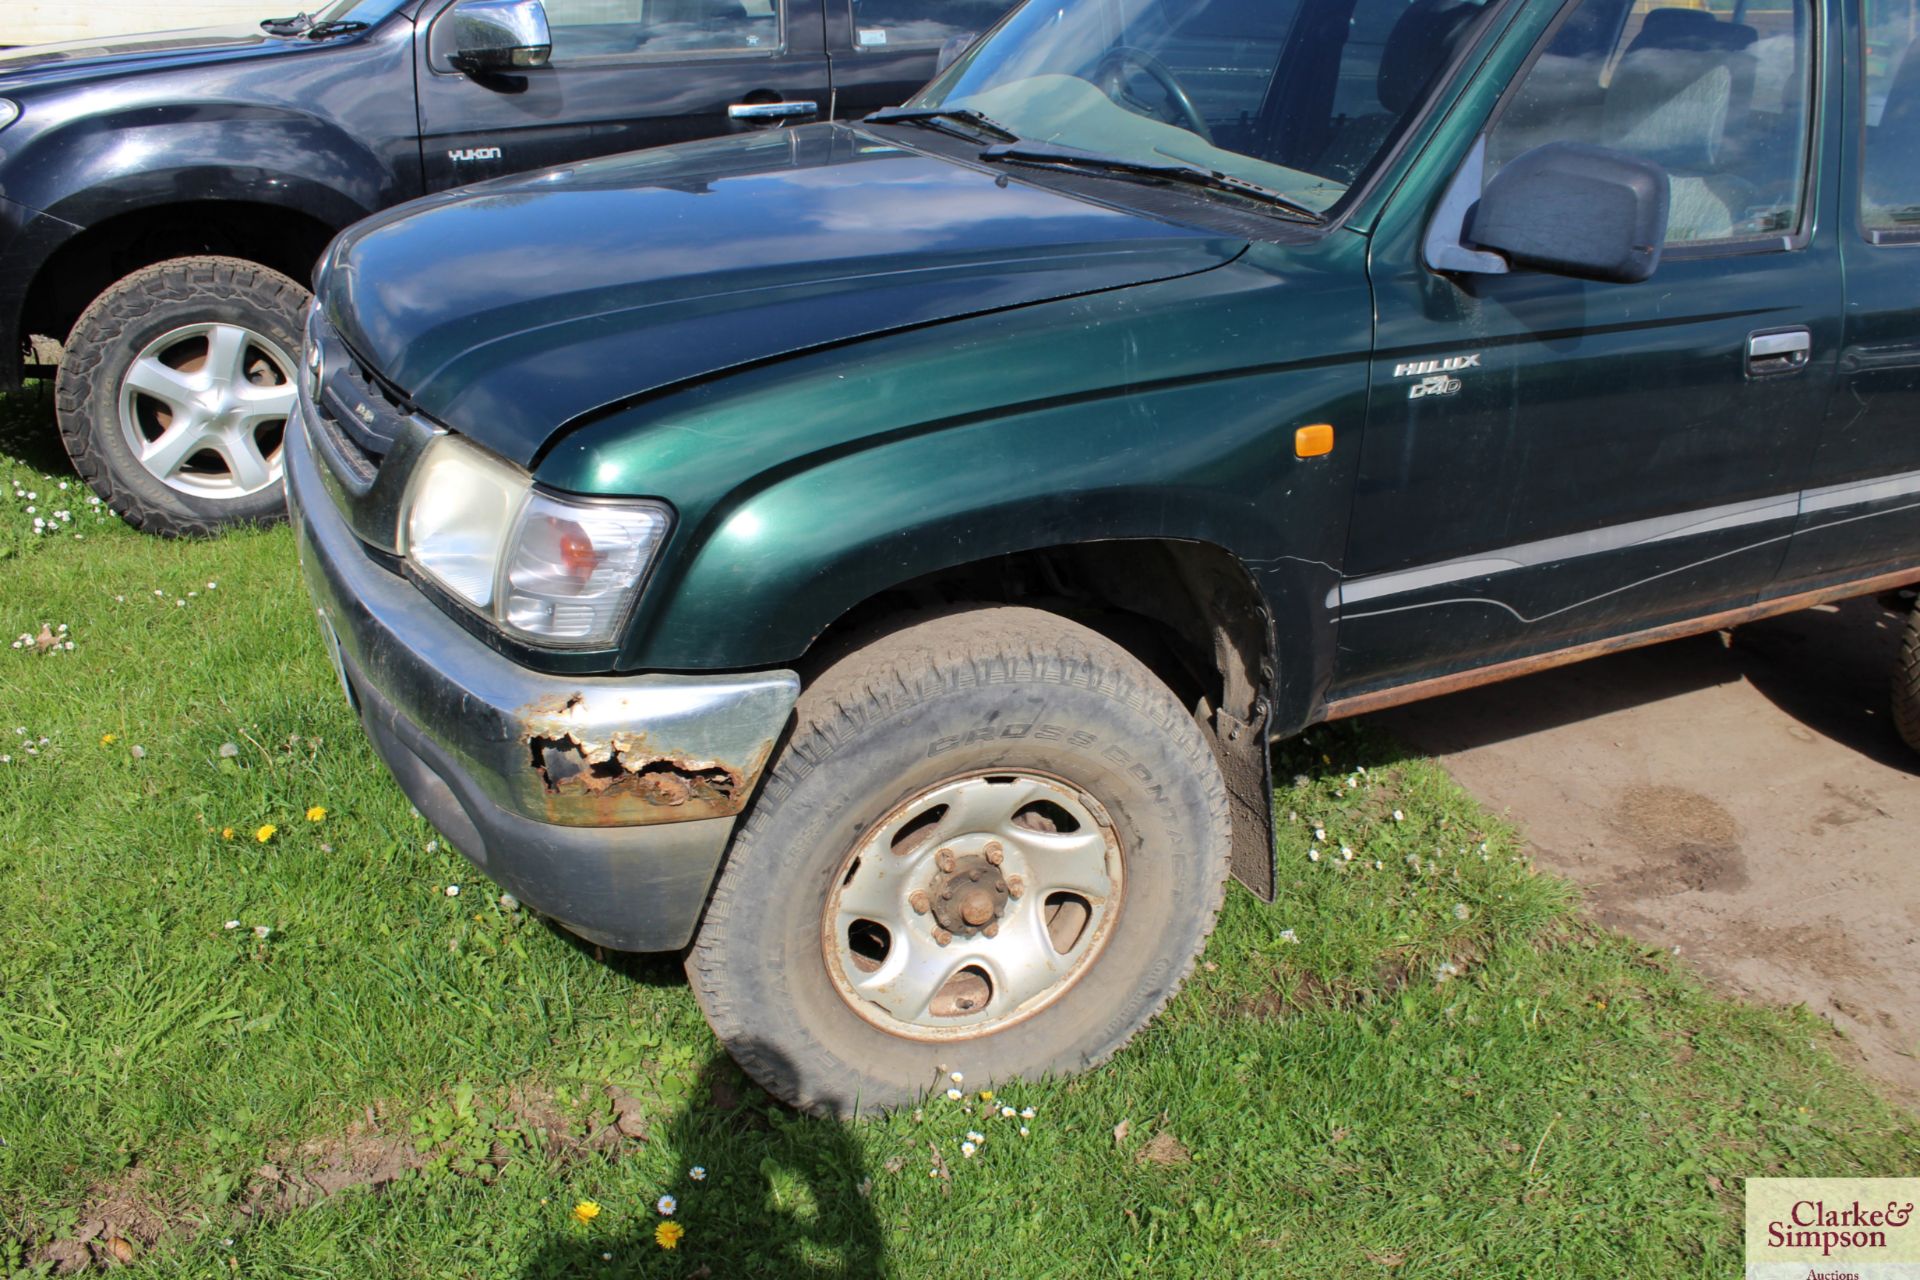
[528, 734, 747, 825]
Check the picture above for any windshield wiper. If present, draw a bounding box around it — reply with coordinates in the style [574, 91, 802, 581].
[260, 11, 314, 34]
[863, 107, 1020, 143]
[978, 140, 1325, 223]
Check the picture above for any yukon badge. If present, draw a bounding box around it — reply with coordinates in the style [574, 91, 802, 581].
[448, 146, 503, 163]
[1393, 352, 1480, 399]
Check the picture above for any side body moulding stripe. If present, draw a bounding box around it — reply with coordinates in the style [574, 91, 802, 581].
[1325, 467, 1920, 616]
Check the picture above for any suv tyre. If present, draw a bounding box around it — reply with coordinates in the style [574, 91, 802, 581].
[1896, 596, 1920, 753]
[56, 256, 308, 537]
[687, 606, 1233, 1116]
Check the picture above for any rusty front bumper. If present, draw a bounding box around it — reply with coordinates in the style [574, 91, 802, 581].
[286, 418, 799, 951]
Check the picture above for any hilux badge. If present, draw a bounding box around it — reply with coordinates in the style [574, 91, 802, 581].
[1393, 352, 1480, 400]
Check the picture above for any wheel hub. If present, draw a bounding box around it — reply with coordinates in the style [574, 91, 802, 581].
[823, 770, 1126, 1040]
[928, 855, 1010, 937]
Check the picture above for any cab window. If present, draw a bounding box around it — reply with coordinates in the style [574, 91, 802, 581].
[847, 0, 1009, 51]
[1863, 0, 1920, 234]
[1486, 0, 1813, 244]
[542, 0, 784, 62]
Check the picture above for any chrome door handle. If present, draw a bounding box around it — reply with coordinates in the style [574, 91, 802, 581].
[728, 101, 817, 121]
[1747, 327, 1811, 377]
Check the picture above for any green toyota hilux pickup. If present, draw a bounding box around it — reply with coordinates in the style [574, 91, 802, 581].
[291, 0, 1920, 1113]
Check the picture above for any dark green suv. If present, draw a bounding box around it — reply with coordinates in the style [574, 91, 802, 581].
[291, 0, 1920, 1113]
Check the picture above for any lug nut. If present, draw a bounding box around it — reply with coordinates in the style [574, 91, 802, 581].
[983, 922, 1000, 938]
[933, 927, 953, 946]
[984, 841, 1003, 866]
[968, 869, 981, 881]
[936, 847, 957, 873]
[1006, 875, 1025, 899]
[909, 890, 931, 914]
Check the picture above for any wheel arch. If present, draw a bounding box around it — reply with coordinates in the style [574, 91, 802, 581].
[20, 199, 337, 360]
[788, 539, 1281, 899]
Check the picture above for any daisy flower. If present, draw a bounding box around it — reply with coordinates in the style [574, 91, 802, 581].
[656, 1195, 676, 1216]
[688, 1166, 707, 1181]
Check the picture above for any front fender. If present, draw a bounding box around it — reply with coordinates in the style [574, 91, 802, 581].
[541, 240, 1373, 729]
[15, 111, 393, 231]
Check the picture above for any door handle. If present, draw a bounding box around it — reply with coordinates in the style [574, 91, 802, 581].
[1747, 328, 1811, 377]
[728, 101, 817, 121]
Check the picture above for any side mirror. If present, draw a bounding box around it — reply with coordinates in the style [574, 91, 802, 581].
[443, 0, 552, 74]
[1465, 141, 1670, 284]
[934, 31, 977, 74]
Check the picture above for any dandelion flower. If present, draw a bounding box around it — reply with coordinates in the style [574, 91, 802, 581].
[571, 1200, 601, 1225]
[306, 805, 327, 823]
[254, 824, 276, 843]
[221, 827, 235, 840]
[656, 1195, 676, 1216]
[688, 1165, 706, 1181]
[655, 1221, 684, 1250]
[946, 1088, 963, 1101]
[979, 1090, 993, 1102]
[100, 733, 115, 745]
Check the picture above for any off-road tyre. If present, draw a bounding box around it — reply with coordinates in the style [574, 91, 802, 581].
[686, 606, 1233, 1117]
[55, 256, 309, 537]
[1896, 598, 1920, 753]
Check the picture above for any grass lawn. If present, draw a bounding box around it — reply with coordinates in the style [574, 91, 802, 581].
[0, 383, 1914, 1278]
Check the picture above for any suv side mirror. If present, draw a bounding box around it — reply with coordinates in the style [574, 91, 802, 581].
[443, 0, 552, 74]
[1465, 142, 1670, 284]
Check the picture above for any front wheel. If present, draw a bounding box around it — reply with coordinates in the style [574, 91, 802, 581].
[55, 256, 308, 537]
[686, 607, 1232, 1116]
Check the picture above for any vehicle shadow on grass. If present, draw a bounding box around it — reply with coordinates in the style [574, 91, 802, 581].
[0, 380, 70, 476]
[518, 1043, 886, 1280]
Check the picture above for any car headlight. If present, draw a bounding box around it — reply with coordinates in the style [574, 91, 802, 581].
[401, 434, 670, 648]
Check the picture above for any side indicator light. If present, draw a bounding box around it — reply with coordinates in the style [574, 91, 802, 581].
[1295, 424, 1335, 458]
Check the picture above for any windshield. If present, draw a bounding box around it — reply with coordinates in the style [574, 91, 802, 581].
[312, 0, 410, 25]
[911, 0, 1495, 214]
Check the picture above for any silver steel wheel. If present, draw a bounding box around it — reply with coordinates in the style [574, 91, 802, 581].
[824, 770, 1126, 1040]
[116, 322, 297, 499]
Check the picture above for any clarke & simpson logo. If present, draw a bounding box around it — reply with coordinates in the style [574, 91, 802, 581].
[1746, 1178, 1920, 1279]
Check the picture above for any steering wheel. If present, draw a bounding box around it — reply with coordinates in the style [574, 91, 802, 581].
[1093, 47, 1213, 144]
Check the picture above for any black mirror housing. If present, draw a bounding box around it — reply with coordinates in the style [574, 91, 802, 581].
[444, 0, 553, 74]
[1466, 142, 1670, 284]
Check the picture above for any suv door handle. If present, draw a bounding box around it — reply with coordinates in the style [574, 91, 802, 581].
[729, 101, 817, 121]
[1747, 328, 1811, 377]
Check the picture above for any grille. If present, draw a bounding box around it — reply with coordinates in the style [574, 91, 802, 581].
[308, 314, 412, 482]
